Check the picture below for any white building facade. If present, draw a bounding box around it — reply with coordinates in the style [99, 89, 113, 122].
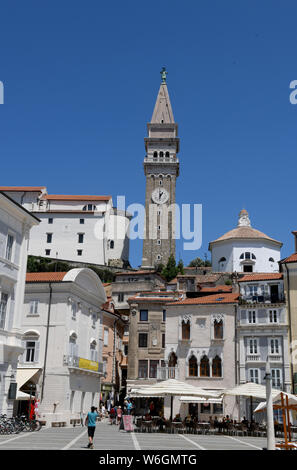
[0, 191, 39, 416]
[0, 187, 131, 268]
[163, 293, 239, 421]
[16, 268, 106, 427]
[209, 210, 282, 273]
[237, 273, 291, 421]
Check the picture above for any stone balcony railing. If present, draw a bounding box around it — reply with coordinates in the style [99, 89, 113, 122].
[157, 366, 179, 380]
[63, 355, 103, 374]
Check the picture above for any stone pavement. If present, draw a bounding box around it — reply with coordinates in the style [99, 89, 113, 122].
[0, 422, 276, 450]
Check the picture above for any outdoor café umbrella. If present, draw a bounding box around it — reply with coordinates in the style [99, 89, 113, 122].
[129, 379, 219, 420]
[253, 391, 297, 413]
[220, 382, 281, 422]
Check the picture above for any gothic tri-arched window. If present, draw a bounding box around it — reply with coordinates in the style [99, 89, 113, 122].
[189, 355, 198, 377]
[212, 355, 222, 377]
[200, 355, 210, 377]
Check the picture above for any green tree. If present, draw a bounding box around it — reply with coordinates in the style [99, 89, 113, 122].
[161, 255, 183, 282]
[188, 257, 211, 267]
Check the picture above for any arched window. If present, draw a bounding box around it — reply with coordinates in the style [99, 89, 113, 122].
[219, 257, 226, 263]
[153, 151, 158, 160]
[168, 352, 177, 367]
[110, 240, 114, 249]
[22, 331, 40, 364]
[182, 320, 190, 340]
[165, 151, 170, 160]
[269, 257, 274, 262]
[200, 355, 210, 377]
[214, 319, 224, 339]
[159, 151, 164, 159]
[240, 252, 256, 260]
[189, 355, 198, 377]
[90, 340, 98, 362]
[212, 356, 222, 377]
[69, 332, 78, 357]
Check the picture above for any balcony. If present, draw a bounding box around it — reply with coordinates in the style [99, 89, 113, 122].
[157, 366, 179, 380]
[246, 355, 261, 362]
[240, 294, 285, 305]
[63, 355, 103, 374]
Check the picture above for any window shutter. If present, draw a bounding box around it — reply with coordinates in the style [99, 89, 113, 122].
[34, 341, 40, 363]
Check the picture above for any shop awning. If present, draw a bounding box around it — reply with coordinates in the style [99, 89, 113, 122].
[179, 395, 222, 404]
[16, 368, 40, 392]
[16, 391, 31, 401]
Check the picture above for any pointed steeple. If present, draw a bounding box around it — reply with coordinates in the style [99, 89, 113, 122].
[151, 68, 175, 124]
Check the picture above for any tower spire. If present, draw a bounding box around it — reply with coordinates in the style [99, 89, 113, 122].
[150, 68, 175, 124]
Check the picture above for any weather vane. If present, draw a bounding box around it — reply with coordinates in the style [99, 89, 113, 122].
[161, 67, 167, 84]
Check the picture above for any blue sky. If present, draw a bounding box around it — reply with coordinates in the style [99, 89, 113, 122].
[0, 0, 297, 268]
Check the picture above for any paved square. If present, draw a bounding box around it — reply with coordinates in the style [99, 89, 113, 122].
[0, 422, 279, 450]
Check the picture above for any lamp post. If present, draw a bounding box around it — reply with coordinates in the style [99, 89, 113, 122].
[265, 358, 275, 450]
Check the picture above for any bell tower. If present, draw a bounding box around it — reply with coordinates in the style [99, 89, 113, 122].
[141, 68, 180, 269]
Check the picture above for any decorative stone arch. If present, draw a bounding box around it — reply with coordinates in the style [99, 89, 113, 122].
[211, 314, 225, 340]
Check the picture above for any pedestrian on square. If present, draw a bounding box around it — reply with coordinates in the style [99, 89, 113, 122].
[117, 406, 123, 425]
[85, 406, 98, 449]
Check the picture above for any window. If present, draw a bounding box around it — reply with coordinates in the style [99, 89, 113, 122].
[248, 338, 258, 354]
[104, 328, 109, 346]
[149, 360, 159, 378]
[118, 293, 124, 302]
[163, 310, 166, 322]
[271, 369, 281, 388]
[157, 239, 161, 245]
[140, 310, 148, 322]
[214, 319, 223, 339]
[270, 338, 280, 355]
[138, 333, 148, 348]
[0, 293, 8, 329]
[5, 234, 14, 260]
[77, 250, 83, 256]
[48, 218, 53, 224]
[200, 355, 210, 377]
[212, 356, 222, 377]
[244, 265, 253, 272]
[45, 249, 51, 256]
[269, 310, 278, 323]
[78, 233, 84, 243]
[159, 179, 163, 186]
[124, 344, 128, 356]
[83, 204, 96, 211]
[46, 233, 52, 243]
[249, 369, 260, 384]
[92, 313, 97, 328]
[69, 334, 78, 357]
[138, 360, 148, 378]
[219, 257, 226, 263]
[80, 219, 84, 224]
[29, 300, 39, 315]
[153, 151, 158, 160]
[181, 320, 190, 340]
[23, 333, 40, 363]
[90, 341, 98, 362]
[71, 302, 77, 319]
[269, 257, 275, 263]
[110, 240, 114, 249]
[162, 333, 165, 349]
[240, 252, 256, 260]
[248, 310, 256, 324]
[157, 255, 161, 261]
[189, 356, 198, 377]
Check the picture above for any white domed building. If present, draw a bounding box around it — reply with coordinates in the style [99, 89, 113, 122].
[209, 210, 282, 273]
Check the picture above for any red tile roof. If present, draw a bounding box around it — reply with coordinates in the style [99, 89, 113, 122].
[199, 285, 233, 293]
[26, 272, 67, 282]
[280, 253, 297, 264]
[238, 273, 283, 282]
[0, 186, 46, 192]
[169, 292, 239, 306]
[43, 195, 111, 201]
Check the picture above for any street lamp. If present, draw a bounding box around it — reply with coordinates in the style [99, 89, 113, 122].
[265, 358, 275, 450]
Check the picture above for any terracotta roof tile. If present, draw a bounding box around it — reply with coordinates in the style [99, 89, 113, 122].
[199, 285, 233, 293]
[0, 186, 46, 192]
[280, 253, 297, 264]
[209, 226, 282, 246]
[169, 293, 239, 306]
[238, 273, 283, 282]
[26, 272, 67, 282]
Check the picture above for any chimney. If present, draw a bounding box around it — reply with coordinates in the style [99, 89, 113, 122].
[292, 231, 297, 253]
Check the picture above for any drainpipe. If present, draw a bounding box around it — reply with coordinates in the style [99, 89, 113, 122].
[41, 282, 53, 402]
[284, 264, 294, 393]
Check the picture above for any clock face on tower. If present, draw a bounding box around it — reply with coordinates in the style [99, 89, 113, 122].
[151, 187, 169, 205]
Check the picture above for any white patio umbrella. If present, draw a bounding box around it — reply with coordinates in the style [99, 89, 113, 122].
[129, 379, 219, 419]
[220, 382, 281, 422]
[254, 392, 297, 413]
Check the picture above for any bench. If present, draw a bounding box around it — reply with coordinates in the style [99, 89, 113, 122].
[51, 422, 66, 427]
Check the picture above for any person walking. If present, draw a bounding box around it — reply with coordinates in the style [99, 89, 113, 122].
[85, 406, 99, 449]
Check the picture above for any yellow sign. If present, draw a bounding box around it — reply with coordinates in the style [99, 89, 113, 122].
[78, 358, 99, 372]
